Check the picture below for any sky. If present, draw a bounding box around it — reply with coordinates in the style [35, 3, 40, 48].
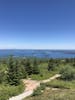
[0, 0, 75, 49]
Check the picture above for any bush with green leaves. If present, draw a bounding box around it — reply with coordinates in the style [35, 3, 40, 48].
[32, 87, 42, 96]
[32, 83, 46, 96]
[40, 83, 46, 90]
[0, 82, 24, 100]
[60, 66, 75, 81]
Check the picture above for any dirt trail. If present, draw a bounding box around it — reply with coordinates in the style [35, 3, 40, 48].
[9, 74, 61, 100]
[41, 74, 61, 83]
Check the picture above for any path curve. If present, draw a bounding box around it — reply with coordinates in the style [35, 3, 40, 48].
[9, 74, 61, 100]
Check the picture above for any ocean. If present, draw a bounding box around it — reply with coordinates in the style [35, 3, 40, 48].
[0, 49, 75, 58]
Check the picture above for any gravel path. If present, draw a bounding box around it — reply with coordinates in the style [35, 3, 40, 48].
[9, 74, 61, 100]
[41, 74, 61, 83]
[9, 90, 33, 100]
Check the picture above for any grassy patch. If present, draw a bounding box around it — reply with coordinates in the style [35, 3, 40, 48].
[0, 82, 24, 100]
[45, 79, 75, 89]
[24, 79, 75, 100]
[25, 89, 75, 100]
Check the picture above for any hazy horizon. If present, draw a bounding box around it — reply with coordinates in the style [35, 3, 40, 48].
[0, 48, 75, 50]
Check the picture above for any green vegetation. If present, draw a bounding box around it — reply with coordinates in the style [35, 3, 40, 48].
[32, 83, 46, 96]
[0, 56, 41, 99]
[48, 59, 56, 71]
[24, 89, 75, 100]
[32, 87, 42, 96]
[60, 66, 75, 81]
[45, 79, 75, 89]
[24, 58, 75, 100]
[1, 57, 75, 100]
[0, 83, 24, 100]
[32, 58, 40, 74]
[30, 62, 58, 80]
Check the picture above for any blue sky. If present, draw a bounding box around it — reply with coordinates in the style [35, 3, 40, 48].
[0, 0, 75, 49]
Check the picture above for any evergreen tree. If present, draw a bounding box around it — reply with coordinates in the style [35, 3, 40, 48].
[19, 65, 27, 78]
[7, 56, 20, 85]
[48, 59, 55, 71]
[0, 65, 7, 83]
[25, 59, 33, 75]
[32, 59, 40, 74]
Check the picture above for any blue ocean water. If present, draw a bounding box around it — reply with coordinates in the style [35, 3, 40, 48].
[0, 49, 75, 58]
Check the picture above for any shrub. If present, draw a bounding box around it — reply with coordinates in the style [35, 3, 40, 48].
[32, 83, 46, 96]
[45, 80, 70, 89]
[32, 87, 42, 96]
[60, 66, 75, 81]
[40, 83, 46, 90]
[0, 82, 24, 100]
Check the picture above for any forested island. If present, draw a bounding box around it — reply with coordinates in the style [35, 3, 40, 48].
[0, 56, 75, 100]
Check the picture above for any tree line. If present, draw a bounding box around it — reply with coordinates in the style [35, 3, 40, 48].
[0, 56, 40, 85]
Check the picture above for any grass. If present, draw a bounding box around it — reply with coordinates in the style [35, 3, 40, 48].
[45, 79, 75, 89]
[24, 89, 75, 100]
[0, 82, 24, 100]
[24, 77, 75, 100]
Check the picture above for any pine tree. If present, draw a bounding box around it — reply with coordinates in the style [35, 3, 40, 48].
[7, 56, 20, 85]
[32, 59, 40, 74]
[25, 59, 33, 75]
[48, 59, 55, 71]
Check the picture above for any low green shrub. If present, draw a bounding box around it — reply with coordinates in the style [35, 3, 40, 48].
[40, 83, 46, 90]
[32, 83, 46, 97]
[60, 66, 75, 81]
[45, 79, 75, 89]
[32, 87, 42, 96]
[0, 82, 24, 100]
